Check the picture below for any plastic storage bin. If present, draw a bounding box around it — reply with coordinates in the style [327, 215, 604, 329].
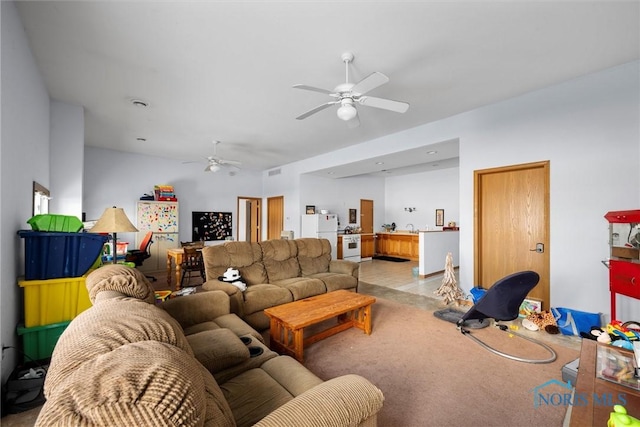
[27, 214, 83, 233]
[16, 321, 71, 362]
[18, 231, 107, 280]
[19, 276, 92, 327]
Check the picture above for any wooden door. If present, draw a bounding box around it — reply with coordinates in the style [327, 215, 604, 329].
[360, 199, 373, 233]
[360, 199, 374, 257]
[474, 161, 550, 307]
[237, 197, 261, 242]
[267, 196, 284, 241]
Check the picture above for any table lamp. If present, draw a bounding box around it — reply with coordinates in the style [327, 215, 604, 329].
[89, 206, 138, 263]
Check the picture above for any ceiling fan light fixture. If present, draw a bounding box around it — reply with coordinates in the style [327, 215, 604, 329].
[205, 164, 221, 172]
[337, 102, 357, 121]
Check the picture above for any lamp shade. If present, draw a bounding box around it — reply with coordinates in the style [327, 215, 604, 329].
[89, 207, 138, 233]
[337, 102, 357, 121]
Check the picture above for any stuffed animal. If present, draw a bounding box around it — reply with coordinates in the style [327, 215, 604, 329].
[218, 267, 247, 291]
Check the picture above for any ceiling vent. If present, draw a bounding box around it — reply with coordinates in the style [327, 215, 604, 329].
[268, 168, 282, 176]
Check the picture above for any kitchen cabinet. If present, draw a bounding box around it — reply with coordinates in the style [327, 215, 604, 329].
[605, 210, 640, 320]
[337, 235, 343, 259]
[361, 234, 375, 259]
[375, 232, 419, 260]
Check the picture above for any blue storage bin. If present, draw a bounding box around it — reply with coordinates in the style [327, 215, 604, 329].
[18, 231, 107, 280]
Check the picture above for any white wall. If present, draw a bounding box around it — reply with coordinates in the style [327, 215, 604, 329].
[458, 62, 639, 322]
[1, 1, 51, 381]
[83, 147, 264, 245]
[277, 61, 639, 322]
[299, 174, 385, 233]
[384, 166, 459, 231]
[50, 100, 84, 217]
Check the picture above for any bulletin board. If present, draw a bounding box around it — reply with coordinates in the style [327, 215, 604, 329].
[192, 211, 233, 241]
[137, 201, 179, 232]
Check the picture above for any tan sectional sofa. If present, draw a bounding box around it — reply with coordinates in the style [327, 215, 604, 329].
[201, 238, 359, 330]
[37, 265, 384, 427]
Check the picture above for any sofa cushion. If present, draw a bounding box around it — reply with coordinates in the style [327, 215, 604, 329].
[212, 337, 279, 385]
[260, 240, 300, 282]
[221, 369, 293, 427]
[45, 297, 193, 395]
[162, 290, 231, 327]
[269, 277, 326, 301]
[85, 264, 155, 304]
[203, 242, 268, 286]
[183, 321, 223, 336]
[260, 356, 323, 396]
[242, 284, 292, 315]
[37, 341, 232, 427]
[305, 272, 358, 292]
[295, 238, 331, 275]
[212, 313, 265, 343]
[188, 328, 250, 374]
[200, 364, 238, 427]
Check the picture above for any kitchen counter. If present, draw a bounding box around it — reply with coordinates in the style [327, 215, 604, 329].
[377, 229, 451, 235]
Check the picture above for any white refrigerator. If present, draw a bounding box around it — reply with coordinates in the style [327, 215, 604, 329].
[301, 214, 338, 259]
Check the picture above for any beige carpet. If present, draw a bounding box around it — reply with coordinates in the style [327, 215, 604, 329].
[301, 296, 580, 427]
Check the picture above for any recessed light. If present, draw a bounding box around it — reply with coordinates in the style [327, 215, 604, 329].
[328, 171, 335, 175]
[130, 99, 149, 108]
[427, 150, 437, 155]
[376, 161, 384, 165]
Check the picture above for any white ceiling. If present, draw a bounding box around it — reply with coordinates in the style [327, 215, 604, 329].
[15, 1, 639, 177]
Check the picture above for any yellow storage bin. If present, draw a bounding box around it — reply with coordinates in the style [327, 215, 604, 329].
[18, 276, 92, 328]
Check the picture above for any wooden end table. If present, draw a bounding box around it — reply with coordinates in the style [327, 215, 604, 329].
[264, 290, 376, 362]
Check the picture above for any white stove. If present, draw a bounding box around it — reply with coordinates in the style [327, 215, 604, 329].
[342, 234, 361, 262]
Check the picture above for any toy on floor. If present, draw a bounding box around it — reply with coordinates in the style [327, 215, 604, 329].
[218, 267, 247, 291]
[608, 405, 640, 427]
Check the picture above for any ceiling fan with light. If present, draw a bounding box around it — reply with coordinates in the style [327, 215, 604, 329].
[186, 140, 242, 173]
[293, 52, 410, 128]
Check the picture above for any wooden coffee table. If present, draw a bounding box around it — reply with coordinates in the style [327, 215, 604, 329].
[264, 290, 376, 362]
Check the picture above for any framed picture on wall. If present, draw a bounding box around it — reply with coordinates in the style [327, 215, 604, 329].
[435, 209, 444, 227]
[349, 209, 357, 224]
[306, 205, 316, 214]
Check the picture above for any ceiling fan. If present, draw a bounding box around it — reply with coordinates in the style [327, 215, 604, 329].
[293, 52, 410, 128]
[190, 140, 241, 173]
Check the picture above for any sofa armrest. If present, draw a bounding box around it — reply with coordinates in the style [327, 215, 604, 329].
[253, 374, 383, 427]
[202, 280, 241, 297]
[161, 290, 230, 328]
[329, 259, 360, 279]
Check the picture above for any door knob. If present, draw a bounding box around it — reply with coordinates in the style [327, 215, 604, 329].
[529, 243, 544, 253]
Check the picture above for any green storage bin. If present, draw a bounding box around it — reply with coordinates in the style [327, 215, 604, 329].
[17, 321, 71, 362]
[27, 214, 83, 232]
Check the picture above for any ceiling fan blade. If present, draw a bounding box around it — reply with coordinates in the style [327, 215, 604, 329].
[346, 114, 360, 129]
[296, 102, 337, 120]
[293, 84, 335, 95]
[351, 72, 389, 95]
[358, 96, 409, 113]
[219, 159, 242, 166]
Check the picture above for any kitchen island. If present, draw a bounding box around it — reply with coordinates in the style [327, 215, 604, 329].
[418, 230, 459, 276]
[375, 231, 419, 260]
